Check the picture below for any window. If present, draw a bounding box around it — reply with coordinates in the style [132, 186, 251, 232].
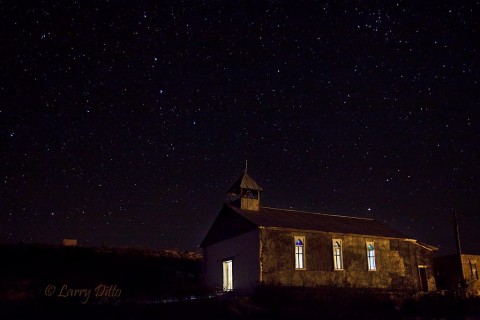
[242, 189, 258, 199]
[366, 241, 376, 271]
[223, 260, 233, 291]
[294, 236, 305, 269]
[332, 239, 343, 270]
[471, 261, 478, 280]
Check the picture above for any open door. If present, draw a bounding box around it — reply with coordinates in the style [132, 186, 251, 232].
[223, 260, 233, 291]
[418, 266, 428, 292]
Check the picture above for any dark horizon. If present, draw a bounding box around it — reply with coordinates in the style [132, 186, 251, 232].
[2, 185, 477, 256]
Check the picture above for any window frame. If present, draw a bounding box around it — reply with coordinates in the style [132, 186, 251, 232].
[294, 236, 306, 270]
[366, 241, 377, 271]
[332, 239, 344, 270]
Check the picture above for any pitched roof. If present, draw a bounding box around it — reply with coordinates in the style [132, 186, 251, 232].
[227, 170, 263, 193]
[227, 205, 408, 239]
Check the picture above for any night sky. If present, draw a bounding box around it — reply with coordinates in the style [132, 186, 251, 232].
[1, 1, 478, 254]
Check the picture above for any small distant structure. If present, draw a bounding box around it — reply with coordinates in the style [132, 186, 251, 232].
[434, 253, 480, 296]
[434, 212, 480, 297]
[62, 239, 78, 247]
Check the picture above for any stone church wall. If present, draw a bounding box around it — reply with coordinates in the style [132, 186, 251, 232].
[260, 228, 436, 291]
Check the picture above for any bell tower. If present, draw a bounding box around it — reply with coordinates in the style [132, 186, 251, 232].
[226, 161, 263, 211]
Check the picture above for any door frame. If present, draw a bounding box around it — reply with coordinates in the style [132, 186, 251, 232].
[222, 259, 233, 291]
[418, 265, 428, 292]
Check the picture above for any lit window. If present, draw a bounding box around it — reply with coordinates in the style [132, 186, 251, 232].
[332, 239, 343, 270]
[366, 241, 376, 271]
[294, 236, 305, 269]
[471, 261, 478, 280]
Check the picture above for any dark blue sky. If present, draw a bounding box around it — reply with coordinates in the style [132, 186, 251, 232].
[1, 1, 478, 253]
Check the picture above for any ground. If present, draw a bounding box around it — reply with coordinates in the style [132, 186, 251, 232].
[1, 244, 479, 319]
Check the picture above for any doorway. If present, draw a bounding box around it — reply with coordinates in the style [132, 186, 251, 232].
[418, 266, 428, 292]
[223, 260, 233, 291]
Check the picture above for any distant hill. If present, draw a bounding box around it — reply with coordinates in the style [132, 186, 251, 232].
[0, 243, 204, 303]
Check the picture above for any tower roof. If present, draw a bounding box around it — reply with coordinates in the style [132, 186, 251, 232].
[227, 169, 263, 194]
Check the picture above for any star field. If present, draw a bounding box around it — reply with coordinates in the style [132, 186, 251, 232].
[1, 1, 479, 253]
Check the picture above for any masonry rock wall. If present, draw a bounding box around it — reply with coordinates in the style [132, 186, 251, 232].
[260, 228, 435, 292]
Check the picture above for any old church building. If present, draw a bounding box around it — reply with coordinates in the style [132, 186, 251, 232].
[201, 168, 437, 293]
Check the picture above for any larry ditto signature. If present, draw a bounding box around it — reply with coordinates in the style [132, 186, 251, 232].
[44, 284, 121, 304]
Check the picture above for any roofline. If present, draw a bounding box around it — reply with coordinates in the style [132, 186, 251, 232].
[259, 225, 409, 241]
[435, 253, 480, 258]
[258, 206, 442, 248]
[260, 206, 374, 221]
[405, 239, 439, 251]
[230, 204, 439, 245]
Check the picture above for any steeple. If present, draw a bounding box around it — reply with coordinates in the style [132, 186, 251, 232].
[226, 162, 262, 211]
